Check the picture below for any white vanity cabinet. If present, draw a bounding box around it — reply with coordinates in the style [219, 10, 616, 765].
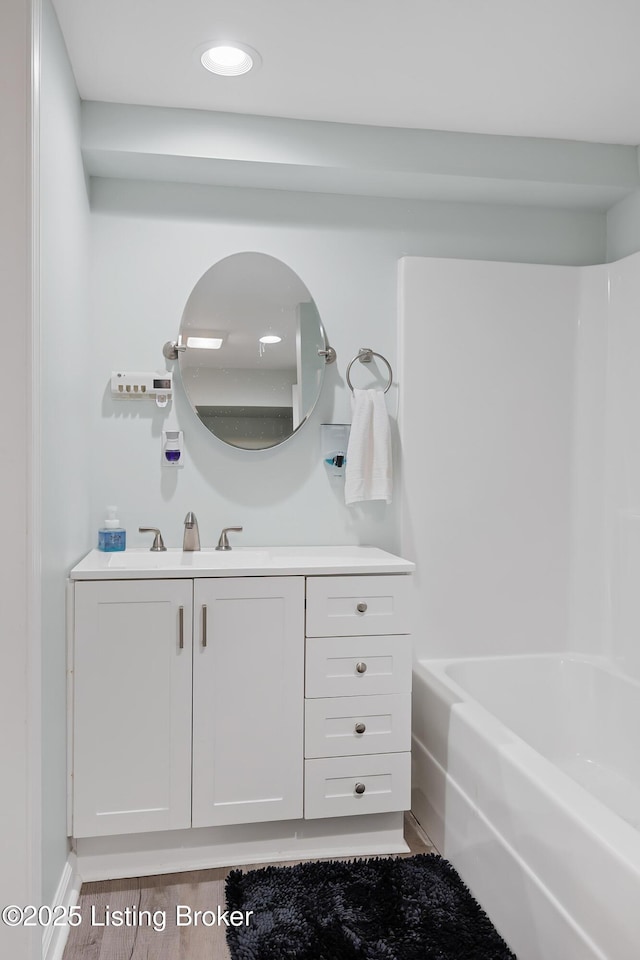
[72, 576, 304, 838]
[69, 546, 414, 853]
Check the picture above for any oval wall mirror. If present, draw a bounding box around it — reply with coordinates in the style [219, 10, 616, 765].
[175, 253, 330, 450]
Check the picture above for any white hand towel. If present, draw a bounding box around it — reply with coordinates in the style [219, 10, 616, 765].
[345, 388, 393, 504]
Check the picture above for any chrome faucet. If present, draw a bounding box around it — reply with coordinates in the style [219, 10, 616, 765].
[183, 511, 201, 551]
[216, 526, 243, 551]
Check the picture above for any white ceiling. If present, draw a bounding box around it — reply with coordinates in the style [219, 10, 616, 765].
[52, 0, 640, 146]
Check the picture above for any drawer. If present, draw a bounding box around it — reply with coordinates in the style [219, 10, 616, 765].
[306, 575, 412, 637]
[305, 634, 412, 698]
[305, 693, 411, 758]
[304, 752, 410, 819]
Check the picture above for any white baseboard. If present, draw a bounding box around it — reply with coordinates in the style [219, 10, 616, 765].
[74, 812, 407, 882]
[42, 853, 82, 960]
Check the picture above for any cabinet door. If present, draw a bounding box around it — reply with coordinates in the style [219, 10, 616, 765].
[192, 576, 304, 827]
[73, 579, 193, 838]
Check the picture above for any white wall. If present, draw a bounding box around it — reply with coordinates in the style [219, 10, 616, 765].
[40, 0, 90, 906]
[0, 0, 40, 957]
[87, 177, 604, 557]
[80, 99, 640, 212]
[399, 257, 580, 659]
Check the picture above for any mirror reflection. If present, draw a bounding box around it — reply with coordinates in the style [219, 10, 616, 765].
[178, 253, 328, 449]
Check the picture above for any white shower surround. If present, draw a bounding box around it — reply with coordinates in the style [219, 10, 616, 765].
[400, 253, 640, 958]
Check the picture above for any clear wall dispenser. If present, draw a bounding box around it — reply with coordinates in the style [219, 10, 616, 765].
[322, 424, 350, 478]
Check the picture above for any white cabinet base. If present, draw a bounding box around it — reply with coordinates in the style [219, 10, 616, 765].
[72, 812, 408, 882]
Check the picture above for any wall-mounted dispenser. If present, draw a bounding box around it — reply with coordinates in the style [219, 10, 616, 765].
[162, 429, 183, 468]
[111, 371, 173, 408]
[321, 424, 350, 478]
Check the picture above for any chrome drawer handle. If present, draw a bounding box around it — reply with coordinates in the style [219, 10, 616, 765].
[356, 602, 368, 613]
[355, 722, 366, 734]
[356, 661, 367, 674]
[355, 782, 366, 795]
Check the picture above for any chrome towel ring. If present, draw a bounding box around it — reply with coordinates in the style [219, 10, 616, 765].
[346, 348, 393, 394]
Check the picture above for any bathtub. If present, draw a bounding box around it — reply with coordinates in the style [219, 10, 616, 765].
[411, 654, 640, 960]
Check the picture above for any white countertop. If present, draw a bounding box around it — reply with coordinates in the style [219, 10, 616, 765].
[70, 545, 415, 580]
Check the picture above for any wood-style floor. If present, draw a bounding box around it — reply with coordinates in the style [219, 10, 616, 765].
[62, 814, 436, 960]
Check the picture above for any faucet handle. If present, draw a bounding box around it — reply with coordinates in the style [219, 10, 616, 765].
[139, 527, 167, 552]
[216, 526, 243, 551]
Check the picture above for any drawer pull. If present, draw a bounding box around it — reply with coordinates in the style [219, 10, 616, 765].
[354, 782, 366, 795]
[355, 661, 367, 674]
[355, 722, 366, 734]
[356, 602, 368, 613]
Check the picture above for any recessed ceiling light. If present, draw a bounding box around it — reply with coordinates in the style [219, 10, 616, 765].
[186, 336, 223, 349]
[259, 335, 282, 344]
[200, 43, 259, 77]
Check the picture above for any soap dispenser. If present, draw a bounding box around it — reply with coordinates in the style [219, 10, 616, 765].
[162, 429, 184, 467]
[98, 506, 126, 552]
[321, 424, 350, 478]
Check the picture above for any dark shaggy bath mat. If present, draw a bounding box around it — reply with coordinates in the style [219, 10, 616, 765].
[225, 853, 516, 959]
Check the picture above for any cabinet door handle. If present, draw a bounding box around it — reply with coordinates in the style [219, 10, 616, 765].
[178, 606, 184, 649]
[355, 782, 366, 795]
[356, 602, 368, 613]
[356, 661, 367, 674]
[355, 722, 366, 734]
[202, 604, 207, 647]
